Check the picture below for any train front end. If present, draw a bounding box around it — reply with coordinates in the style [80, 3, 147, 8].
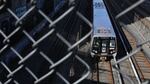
[91, 0, 117, 58]
[91, 36, 117, 57]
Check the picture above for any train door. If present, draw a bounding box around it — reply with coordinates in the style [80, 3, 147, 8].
[101, 38, 109, 55]
[101, 40, 107, 53]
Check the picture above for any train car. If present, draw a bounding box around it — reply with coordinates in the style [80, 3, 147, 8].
[90, 0, 117, 58]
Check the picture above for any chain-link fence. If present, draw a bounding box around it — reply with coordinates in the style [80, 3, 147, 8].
[0, 0, 150, 84]
[0, 0, 92, 84]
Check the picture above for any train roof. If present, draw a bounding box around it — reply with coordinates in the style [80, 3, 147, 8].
[93, 0, 116, 37]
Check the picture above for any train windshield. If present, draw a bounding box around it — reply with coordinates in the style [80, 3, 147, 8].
[92, 37, 100, 48]
[110, 39, 115, 48]
[91, 37, 116, 55]
[92, 37, 100, 54]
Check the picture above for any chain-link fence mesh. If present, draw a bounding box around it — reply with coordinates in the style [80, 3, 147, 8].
[0, 0, 149, 84]
[0, 0, 92, 84]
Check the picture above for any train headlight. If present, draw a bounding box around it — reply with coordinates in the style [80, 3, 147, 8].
[92, 50, 98, 54]
[109, 47, 115, 50]
[109, 47, 115, 54]
[110, 50, 114, 53]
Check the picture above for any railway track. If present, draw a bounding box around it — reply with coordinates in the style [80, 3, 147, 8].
[91, 58, 114, 84]
[106, 0, 149, 83]
[123, 28, 150, 82]
[105, 0, 150, 83]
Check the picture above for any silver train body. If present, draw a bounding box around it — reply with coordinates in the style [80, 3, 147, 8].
[91, 0, 117, 57]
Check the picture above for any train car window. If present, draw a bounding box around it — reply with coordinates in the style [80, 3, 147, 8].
[93, 37, 100, 48]
[102, 43, 106, 47]
[92, 37, 101, 54]
[110, 40, 115, 47]
[101, 40, 108, 53]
